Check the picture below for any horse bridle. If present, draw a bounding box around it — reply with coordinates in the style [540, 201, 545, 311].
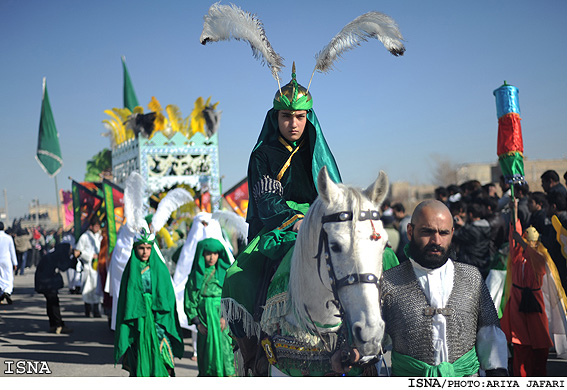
[314, 209, 383, 319]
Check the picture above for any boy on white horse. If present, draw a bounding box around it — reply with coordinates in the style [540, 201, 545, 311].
[221, 65, 343, 375]
[199, 3, 405, 375]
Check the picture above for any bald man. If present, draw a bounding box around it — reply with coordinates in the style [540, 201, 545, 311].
[381, 200, 508, 377]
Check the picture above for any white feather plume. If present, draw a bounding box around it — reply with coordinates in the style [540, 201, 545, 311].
[151, 188, 194, 233]
[314, 11, 405, 73]
[212, 209, 249, 242]
[124, 172, 147, 232]
[200, 2, 284, 80]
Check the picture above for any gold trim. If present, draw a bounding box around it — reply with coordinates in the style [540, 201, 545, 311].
[277, 137, 305, 181]
[279, 214, 304, 230]
[278, 136, 293, 152]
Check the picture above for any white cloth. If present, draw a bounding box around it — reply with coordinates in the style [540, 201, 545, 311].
[104, 223, 172, 330]
[105, 225, 136, 330]
[410, 258, 508, 371]
[411, 258, 453, 365]
[172, 212, 235, 330]
[0, 231, 17, 294]
[61, 234, 81, 289]
[485, 269, 507, 313]
[542, 262, 567, 359]
[75, 229, 103, 304]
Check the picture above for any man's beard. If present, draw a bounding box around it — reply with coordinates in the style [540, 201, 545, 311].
[408, 238, 452, 269]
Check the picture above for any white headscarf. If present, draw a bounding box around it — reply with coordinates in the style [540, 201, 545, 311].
[173, 212, 235, 329]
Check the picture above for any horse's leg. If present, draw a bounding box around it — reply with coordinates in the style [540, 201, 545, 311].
[234, 335, 262, 376]
[253, 333, 270, 377]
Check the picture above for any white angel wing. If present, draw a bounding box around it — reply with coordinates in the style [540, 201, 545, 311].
[151, 188, 194, 233]
[124, 172, 147, 232]
[212, 209, 248, 242]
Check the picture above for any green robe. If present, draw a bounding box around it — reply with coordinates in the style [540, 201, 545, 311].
[114, 248, 184, 376]
[184, 238, 235, 376]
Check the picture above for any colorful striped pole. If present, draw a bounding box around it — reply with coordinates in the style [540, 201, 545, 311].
[493, 81, 526, 186]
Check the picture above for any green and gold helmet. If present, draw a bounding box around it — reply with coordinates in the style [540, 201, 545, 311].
[273, 62, 313, 111]
[133, 225, 156, 246]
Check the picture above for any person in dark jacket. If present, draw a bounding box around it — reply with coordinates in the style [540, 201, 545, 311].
[514, 183, 531, 231]
[35, 243, 79, 334]
[527, 191, 550, 236]
[452, 202, 493, 279]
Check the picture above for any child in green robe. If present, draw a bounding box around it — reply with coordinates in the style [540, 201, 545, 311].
[114, 228, 184, 376]
[184, 238, 235, 376]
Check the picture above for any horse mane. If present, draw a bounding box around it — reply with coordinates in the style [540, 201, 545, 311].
[289, 182, 370, 333]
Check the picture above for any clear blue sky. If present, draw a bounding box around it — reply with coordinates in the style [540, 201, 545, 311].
[1, 0, 566, 221]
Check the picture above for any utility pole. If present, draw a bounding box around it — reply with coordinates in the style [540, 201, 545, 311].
[3, 189, 8, 225]
[35, 199, 39, 227]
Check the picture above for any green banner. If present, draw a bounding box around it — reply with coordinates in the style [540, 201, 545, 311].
[122, 56, 139, 111]
[103, 179, 124, 253]
[36, 78, 63, 177]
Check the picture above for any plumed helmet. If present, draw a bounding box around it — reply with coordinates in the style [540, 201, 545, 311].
[273, 62, 313, 111]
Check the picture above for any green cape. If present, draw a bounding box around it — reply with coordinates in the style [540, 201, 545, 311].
[184, 238, 235, 376]
[188, 238, 232, 293]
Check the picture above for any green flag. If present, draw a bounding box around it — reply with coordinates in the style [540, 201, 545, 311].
[122, 56, 139, 111]
[103, 179, 124, 253]
[36, 78, 63, 177]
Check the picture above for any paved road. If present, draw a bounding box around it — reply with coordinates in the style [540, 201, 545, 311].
[0, 266, 198, 377]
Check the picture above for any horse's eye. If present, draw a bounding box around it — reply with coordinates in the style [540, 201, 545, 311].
[330, 243, 342, 253]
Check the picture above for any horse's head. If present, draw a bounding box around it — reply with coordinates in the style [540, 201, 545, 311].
[289, 166, 389, 357]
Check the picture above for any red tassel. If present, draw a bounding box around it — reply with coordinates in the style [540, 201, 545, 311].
[370, 220, 381, 241]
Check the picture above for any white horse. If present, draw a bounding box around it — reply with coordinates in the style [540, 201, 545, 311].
[258, 166, 390, 376]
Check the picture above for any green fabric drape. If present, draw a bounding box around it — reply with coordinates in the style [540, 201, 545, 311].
[391, 348, 480, 377]
[223, 202, 309, 314]
[114, 245, 183, 376]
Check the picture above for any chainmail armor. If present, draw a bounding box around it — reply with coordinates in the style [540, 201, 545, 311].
[381, 260, 501, 365]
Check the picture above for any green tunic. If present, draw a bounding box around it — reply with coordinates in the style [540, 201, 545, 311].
[184, 238, 235, 376]
[114, 246, 184, 376]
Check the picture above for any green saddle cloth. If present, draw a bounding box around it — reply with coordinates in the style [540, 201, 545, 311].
[222, 202, 308, 318]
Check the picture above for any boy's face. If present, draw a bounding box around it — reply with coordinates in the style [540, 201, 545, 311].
[204, 250, 219, 267]
[90, 223, 101, 234]
[278, 110, 307, 142]
[135, 243, 152, 262]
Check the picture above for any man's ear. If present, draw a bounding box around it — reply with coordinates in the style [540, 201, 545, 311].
[406, 222, 413, 241]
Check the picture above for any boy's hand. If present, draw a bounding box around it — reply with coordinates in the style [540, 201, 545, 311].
[198, 323, 208, 336]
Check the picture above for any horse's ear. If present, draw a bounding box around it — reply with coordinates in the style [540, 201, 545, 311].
[317, 166, 342, 205]
[364, 170, 389, 206]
